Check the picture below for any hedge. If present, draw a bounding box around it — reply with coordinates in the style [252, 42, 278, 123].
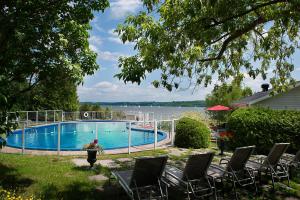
[227, 107, 300, 154]
[175, 117, 210, 148]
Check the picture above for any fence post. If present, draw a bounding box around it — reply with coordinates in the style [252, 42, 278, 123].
[22, 123, 25, 154]
[26, 112, 29, 124]
[54, 111, 56, 122]
[61, 111, 64, 122]
[143, 113, 146, 128]
[171, 119, 175, 146]
[111, 111, 113, 120]
[45, 111, 48, 124]
[96, 123, 98, 140]
[57, 123, 61, 156]
[154, 120, 157, 150]
[36, 111, 38, 124]
[128, 122, 131, 154]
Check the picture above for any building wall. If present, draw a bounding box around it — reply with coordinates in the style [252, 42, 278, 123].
[253, 86, 300, 110]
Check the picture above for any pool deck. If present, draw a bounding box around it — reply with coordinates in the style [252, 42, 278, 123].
[0, 132, 172, 155]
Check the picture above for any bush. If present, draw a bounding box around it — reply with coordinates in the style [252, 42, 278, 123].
[175, 117, 211, 148]
[227, 107, 300, 154]
[181, 111, 213, 127]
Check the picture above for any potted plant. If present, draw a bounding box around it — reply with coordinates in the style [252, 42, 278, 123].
[217, 131, 233, 155]
[82, 140, 103, 168]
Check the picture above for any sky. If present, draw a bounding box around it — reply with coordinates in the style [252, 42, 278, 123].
[77, 0, 300, 102]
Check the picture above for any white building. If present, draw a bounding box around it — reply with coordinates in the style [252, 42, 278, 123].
[232, 82, 300, 110]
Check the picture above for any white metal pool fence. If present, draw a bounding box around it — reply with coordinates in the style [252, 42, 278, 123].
[7, 110, 158, 127]
[5, 110, 178, 156]
[13, 119, 177, 156]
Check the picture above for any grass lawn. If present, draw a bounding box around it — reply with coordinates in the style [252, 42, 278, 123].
[1, 148, 300, 200]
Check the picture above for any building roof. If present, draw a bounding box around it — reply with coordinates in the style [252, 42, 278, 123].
[233, 81, 300, 106]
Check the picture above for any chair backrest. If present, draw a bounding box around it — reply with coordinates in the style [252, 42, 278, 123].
[227, 146, 255, 172]
[293, 150, 300, 163]
[130, 155, 168, 188]
[264, 143, 290, 166]
[182, 152, 214, 181]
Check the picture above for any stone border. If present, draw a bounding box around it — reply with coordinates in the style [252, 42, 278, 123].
[0, 132, 171, 155]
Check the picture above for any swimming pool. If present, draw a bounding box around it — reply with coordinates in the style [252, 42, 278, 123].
[6, 122, 167, 150]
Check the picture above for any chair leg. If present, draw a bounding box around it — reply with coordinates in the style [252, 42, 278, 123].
[213, 179, 218, 200]
[271, 173, 275, 191]
[233, 181, 238, 200]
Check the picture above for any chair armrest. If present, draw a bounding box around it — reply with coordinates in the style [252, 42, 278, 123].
[251, 155, 266, 164]
[281, 153, 294, 162]
[219, 158, 230, 167]
[160, 177, 171, 187]
[164, 167, 186, 185]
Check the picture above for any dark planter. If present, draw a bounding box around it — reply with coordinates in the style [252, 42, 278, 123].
[87, 149, 98, 168]
[217, 138, 227, 155]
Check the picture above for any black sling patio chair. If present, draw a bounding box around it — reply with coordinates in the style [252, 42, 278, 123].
[163, 152, 216, 200]
[246, 143, 290, 190]
[281, 149, 300, 178]
[208, 146, 256, 199]
[282, 150, 300, 168]
[111, 156, 168, 200]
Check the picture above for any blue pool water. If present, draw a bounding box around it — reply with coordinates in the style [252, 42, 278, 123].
[6, 122, 167, 150]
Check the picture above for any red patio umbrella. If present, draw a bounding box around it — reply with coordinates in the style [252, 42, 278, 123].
[207, 105, 231, 111]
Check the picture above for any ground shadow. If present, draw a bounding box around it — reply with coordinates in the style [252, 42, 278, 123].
[39, 181, 129, 200]
[0, 163, 34, 191]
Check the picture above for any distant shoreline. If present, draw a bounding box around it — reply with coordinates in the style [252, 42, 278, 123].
[80, 101, 206, 107]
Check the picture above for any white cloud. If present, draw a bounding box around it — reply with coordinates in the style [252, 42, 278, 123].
[89, 44, 99, 53]
[108, 36, 123, 44]
[89, 35, 102, 46]
[107, 29, 134, 45]
[110, 0, 142, 19]
[94, 81, 119, 91]
[89, 43, 125, 62]
[98, 51, 125, 61]
[78, 81, 211, 102]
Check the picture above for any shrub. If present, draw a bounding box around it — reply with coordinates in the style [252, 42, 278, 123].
[227, 107, 300, 154]
[175, 117, 210, 148]
[181, 111, 213, 127]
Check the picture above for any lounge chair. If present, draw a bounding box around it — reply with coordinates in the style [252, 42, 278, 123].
[111, 156, 168, 200]
[246, 143, 290, 190]
[163, 152, 216, 200]
[281, 149, 300, 177]
[208, 146, 256, 199]
[282, 150, 300, 168]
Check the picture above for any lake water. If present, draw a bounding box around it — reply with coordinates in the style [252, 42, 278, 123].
[110, 106, 206, 120]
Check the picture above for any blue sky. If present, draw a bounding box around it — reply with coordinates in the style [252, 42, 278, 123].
[77, 0, 300, 102]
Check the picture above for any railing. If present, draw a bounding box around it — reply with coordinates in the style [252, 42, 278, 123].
[8, 110, 156, 127]
[4, 110, 178, 156]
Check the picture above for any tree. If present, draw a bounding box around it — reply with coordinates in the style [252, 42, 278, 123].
[115, 0, 300, 92]
[0, 0, 109, 134]
[205, 82, 253, 107]
[14, 78, 80, 112]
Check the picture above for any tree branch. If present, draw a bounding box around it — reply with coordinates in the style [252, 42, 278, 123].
[204, 0, 287, 29]
[198, 16, 268, 63]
